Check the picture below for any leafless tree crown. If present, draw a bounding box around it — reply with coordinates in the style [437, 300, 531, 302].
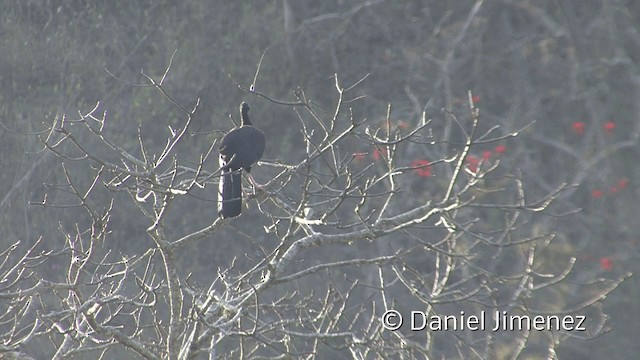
[0, 55, 625, 359]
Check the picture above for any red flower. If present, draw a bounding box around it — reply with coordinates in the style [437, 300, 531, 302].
[471, 95, 481, 103]
[411, 159, 432, 177]
[603, 121, 616, 134]
[599, 257, 613, 271]
[482, 151, 492, 161]
[572, 122, 586, 135]
[618, 178, 628, 189]
[591, 189, 603, 198]
[609, 186, 619, 194]
[466, 155, 479, 173]
[352, 153, 366, 163]
[373, 147, 388, 161]
[494, 145, 507, 154]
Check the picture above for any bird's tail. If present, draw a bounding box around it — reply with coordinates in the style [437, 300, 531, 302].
[218, 168, 242, 218]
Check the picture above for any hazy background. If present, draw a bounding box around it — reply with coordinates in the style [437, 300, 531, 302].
[1, 1, 638, 358]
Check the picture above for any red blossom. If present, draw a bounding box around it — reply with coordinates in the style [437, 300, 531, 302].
[352, 153, 366, 163]
[482, 151, 492, 161]
[618, 178, 628, 189]
[494, 145, 507, 154]
[466, 155, 479, 173]
[603, 121, 616, 134]
[599, 257, 613, 271]
[591, 189, 603, 198]
[572, 121, 586, 135]
[411, 159, 432, 177]
[471, 95, 481, 103]
[609, 186, 619, 194]
[397, 121, 409, 129]
[373, 147, 388, 161]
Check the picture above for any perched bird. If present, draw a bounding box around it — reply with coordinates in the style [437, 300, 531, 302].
[218, 102, 265, 218]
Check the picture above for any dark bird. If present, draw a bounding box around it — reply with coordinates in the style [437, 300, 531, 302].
[218, 102, 265, 218]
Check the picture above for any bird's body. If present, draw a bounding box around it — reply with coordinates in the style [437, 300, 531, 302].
[218, 103, 265, 218]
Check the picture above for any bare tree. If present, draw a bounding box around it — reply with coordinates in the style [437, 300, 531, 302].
[2, 58, 626, 359]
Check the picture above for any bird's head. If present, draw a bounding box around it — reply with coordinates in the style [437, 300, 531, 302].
[240, 102, 251, 126]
